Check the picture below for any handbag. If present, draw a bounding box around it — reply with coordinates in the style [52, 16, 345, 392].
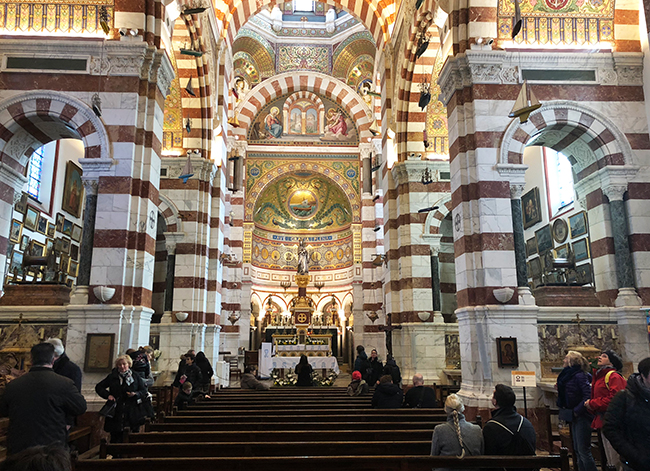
[99, 400, 116, 419]
[558, 407, 573, 422]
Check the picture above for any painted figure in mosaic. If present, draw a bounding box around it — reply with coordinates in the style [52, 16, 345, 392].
[325, 108, 347, 137]
[265, 107, 283, 138]
[297, 238, 309, 274]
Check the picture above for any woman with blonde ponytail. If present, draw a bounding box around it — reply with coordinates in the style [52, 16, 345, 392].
[430, 394, 484, 470]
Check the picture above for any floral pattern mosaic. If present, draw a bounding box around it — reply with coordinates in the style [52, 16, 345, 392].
[277, 45, 331, 74]
[497, 0, 614, 45]
[163, 50, 183, 152]
[426, 50, 449, 157]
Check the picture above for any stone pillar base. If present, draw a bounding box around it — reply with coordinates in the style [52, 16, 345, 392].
[69, 286, 90, 305]
[517, 287, 536, 306]
[614, 287, 643, 307]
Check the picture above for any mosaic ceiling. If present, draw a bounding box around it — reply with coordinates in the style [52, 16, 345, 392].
[497, 0, 614, 45]
[0, 1, 113, 35]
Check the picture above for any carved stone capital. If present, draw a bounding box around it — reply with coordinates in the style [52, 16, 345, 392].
[0, 162, 28, 193]
[602, 184, 627, 202]
[510, 184, 526, 200]
[81, 178, 99, 196]
[163, 232, 186, 255]
[359, 143, 373, 160]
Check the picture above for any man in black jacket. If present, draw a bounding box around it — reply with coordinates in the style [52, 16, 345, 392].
[371, 375, 403, 409]
[483, 384, 536, 470]
[403, 373, 437, 408]
[45, 338, 82, 392]
[0, 343, 87, 455]
[603, 357, 650, 471]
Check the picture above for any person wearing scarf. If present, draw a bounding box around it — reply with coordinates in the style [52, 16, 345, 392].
[95, 354, 148, 443]
[556, 351, 597, 471]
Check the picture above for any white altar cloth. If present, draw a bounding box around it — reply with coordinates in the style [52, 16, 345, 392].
[259, 354, 339, 377]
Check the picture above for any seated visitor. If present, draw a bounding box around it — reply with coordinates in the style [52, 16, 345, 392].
[347, 370, 369, 396]
[403, 373, 437, 408]
[371, 374, 403, 409]
[431, 393, 483, 468]
[241, 366, 270, 390]
[295, 354, 314, 387]
[483, 384, 536, 470]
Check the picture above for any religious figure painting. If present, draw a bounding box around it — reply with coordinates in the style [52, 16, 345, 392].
[62, 161, 83, 218]
[522, 187, 541, 229]
[496, 337, 519, 368]
[248, 93, 358, 145]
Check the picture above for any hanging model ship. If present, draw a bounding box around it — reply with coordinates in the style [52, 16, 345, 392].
[508, 80, 541, 123]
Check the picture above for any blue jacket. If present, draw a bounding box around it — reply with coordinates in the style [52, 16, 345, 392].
[557, 365, 592, 417]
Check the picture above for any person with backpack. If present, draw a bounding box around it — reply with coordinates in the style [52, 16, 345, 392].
[353, 345, 372, 383]
[603, 357, 650, 471]
[346, 370, 369, 396]
[585, 350, 626, 471]
[403, 373, 437, 408]
[430, 394, 483, 468]
[483, 384, 536, 471]
[384, 355, 402, 387]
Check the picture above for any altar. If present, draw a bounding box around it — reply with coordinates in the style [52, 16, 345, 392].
[259, 351, 340, 377]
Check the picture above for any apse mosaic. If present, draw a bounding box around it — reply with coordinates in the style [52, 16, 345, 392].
[245, 156, 361, 223]
[425, 50, 449, 157]
[497, 0, 614, 45]
[247, 93, 359, 146]
[0, 1, 113, 35]
[276, 45, 331, 74]
[251, 231, 354, 271]
[252, 171, 353, 234]
[163, 50, 183, 152]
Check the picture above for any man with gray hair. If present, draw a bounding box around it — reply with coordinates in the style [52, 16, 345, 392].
[403, 373, 437, 408]
[45, 338, 82, 392]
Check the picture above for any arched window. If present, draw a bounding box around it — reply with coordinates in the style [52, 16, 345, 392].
[544, 148, 574, 217]
[27, 146, 45, 199]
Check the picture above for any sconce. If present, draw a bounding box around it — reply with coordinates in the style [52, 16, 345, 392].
[314, 281, 325, 291]
[228, 311, 241, 325]
[175, 311, 189, 322]
[366, 311, 379, 323]
[371, 254, 386, 267]
[280, 281, 291, 292]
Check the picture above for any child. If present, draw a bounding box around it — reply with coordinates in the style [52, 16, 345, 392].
[174, 382, 211, 410]
[347, 370, 369, 396]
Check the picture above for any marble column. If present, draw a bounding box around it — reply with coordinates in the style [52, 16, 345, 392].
[360, 143, 373, 195]
[430, 248, 441, 313]
[77, 178, 98, 287]
[164, 253, 175, 312]
[603, 185, 642, 306]
[510, 184, 528, 288]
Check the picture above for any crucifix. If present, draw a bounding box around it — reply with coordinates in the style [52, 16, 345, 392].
[571, 313, 585, 344]
[379, 312, 401, 358]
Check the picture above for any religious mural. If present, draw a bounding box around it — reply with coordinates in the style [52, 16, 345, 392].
[247, 93, 359, 145]
[162, 49, 183, 153]
[497, 0, 614, 45]
[252, 171, 353, 233]
[425, 50, 449, 157]
[276, 45, 331, 74]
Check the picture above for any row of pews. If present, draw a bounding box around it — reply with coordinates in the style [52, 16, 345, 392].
[73, 386, 570, 471]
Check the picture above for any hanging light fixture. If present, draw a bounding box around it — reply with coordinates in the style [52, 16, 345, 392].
[416, 32, 430, 59]
[91, 93, 102, 117]
[99, 6, 110, 35]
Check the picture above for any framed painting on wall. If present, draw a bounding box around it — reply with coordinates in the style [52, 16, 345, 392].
[569, 211, 588, 239]
[56, 213, 65, 232]
[576, 263, 592, 285]
[496, 337, 519, 368]
[9, 220, 22, 244]
[37, 215, 48, 235]
[552, 218, 568, 243]
[525, 237, 537, 257]
[553, 244, 569, 259]
[14, 192, 27, 215]
[535, 225, 553, 254]
[24, 206, 39, 231]
[84, 333, 115, 373]
[522, 187, 542, 229]
[61, 161, 83, 218]
[573, 238, 590, 262]
[71, 224, 82, 243]
[46, 221, 55, 237]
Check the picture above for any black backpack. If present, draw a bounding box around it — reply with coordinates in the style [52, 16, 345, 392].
[487, 416, 535, 456]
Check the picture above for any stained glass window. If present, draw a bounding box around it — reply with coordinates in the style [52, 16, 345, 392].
[27, 146, 45, 199]
[545, 148, 574, 216]
[294, 0, 314, 12]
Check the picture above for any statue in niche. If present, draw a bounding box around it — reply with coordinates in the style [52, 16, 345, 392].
[297, 238, 309, 275]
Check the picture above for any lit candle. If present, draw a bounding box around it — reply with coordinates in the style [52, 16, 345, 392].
[597, 328, 602, 339]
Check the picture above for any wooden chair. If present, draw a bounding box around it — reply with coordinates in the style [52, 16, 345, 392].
[228, 356, 241, 381]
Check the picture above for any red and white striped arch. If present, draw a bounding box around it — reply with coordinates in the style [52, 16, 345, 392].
[0, 91, 110, 172]
[213, 0, 395, 50]
[425, 195, 453, 235]
[500, 100, 636, 181]
[233, 72, 374, 141]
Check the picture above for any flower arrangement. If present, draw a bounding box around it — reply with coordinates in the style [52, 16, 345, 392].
[313, 369, 338, 387]
[276, 337, 297, 346]
[270, 368, 338, 387]
[306, 337, 328, 345]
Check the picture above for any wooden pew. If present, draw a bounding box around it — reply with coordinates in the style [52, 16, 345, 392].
[173, 408, 447, 417]
[73, 450, 571, 471]
[160, 413, 448, 423]
[146, 420, 438, 432]
[126, 429, 434, 443]
[101, 440, 432, 458]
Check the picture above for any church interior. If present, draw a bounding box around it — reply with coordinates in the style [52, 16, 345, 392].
[0, 0, 650, 442]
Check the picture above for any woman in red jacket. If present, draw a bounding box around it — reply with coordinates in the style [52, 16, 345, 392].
[585, 350, 626, 471]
